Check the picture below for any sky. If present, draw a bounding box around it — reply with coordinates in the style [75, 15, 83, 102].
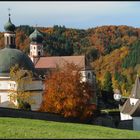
[0, 1, 140, 31]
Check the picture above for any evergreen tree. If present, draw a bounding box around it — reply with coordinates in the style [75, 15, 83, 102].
[122, 40, 140, 68]
[103, 71, 113, 93]
[114, 70, 120, 81]
[65, 40, 73, 56]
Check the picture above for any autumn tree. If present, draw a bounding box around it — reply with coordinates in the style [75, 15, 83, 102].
[112, 76, 121, 92]
[40, 63, 96, 120]
[8, 64, 35, 110]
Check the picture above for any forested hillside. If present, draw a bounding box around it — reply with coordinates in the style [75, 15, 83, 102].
[1, 25, 140, 97]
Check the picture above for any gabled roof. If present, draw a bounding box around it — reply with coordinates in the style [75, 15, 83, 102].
[130, 75, 140, 99]
[35, 55, 92, 70]
[120, 99, 140, 117]
[120, 75, 140, 117]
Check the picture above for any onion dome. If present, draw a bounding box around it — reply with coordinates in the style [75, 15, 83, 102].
[4, 16, 15, 32]
[29, 28, 43, 43]
[0, 48, 35, 76]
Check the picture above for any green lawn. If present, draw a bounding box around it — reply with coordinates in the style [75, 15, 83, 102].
[0, 117, 140, 139]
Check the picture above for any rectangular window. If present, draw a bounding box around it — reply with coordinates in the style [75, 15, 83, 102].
[5, 37, 7, 45]
[13, 37, 15, 44]
[11, 36, 13, 44]
[7, 37, 9, 45]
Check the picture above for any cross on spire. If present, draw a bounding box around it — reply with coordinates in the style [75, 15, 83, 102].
[8, 8, 11, 17]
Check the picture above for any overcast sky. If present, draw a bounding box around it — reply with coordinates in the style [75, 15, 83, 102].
[0, 1, 140, 31]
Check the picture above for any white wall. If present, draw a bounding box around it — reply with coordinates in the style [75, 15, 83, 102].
[80, 70, 96, 104]
[80, 70, 95, 84]
[30, 91, 43, 111]
[120, 112, 132, 121]
[30, 45, 37, 56]
[130, 98, 139, 106]
[23, 80, 43, 111]
[30, 44, 43, 57]
[0, 78, 43, 111]
[4, 33, 15, 46]
[22, 80, 43, 91]
[0, 80, 17, 108]
[0, 80, 17, 90]
[0, 92, 10, 106]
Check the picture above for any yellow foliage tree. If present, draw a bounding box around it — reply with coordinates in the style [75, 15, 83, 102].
[112, 76, 121, 92]
[8, 64, 35, 110]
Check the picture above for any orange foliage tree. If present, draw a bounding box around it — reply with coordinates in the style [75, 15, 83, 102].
[40, 63, 96, 119]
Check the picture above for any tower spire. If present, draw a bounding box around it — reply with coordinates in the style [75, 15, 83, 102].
[8, 8, 11, 21]
[8, 8, 11, 16]
[29, 26, 44, 63]
[4, 8, 16, 48]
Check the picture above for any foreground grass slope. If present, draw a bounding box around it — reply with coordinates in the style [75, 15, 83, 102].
[0, 117, 139, 139]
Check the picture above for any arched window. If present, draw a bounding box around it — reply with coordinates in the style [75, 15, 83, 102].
[87, 72, 91, 79]
[7, 36, 9, 45]
[11, 36, 13, 44]
[13, 37, 15, 44]
[5, 36, 7, 45]
[38, 51, 41, 56]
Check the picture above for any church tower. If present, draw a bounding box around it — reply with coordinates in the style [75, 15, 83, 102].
[29, 28, 44, 63]
[4, 11, 16, 48]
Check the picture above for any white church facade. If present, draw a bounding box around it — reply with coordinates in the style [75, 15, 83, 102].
[0, 76, 43, 111]
[0, 13, 44, 111]
[0, 13, 96, 111]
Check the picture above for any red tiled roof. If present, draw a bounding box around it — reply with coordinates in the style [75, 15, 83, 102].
[35, 55, 86, 69]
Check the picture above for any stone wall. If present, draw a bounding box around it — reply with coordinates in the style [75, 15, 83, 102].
[118, 120, 133, 130]
[0, 107, 82, 123]
[0, 107, 134, 130]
